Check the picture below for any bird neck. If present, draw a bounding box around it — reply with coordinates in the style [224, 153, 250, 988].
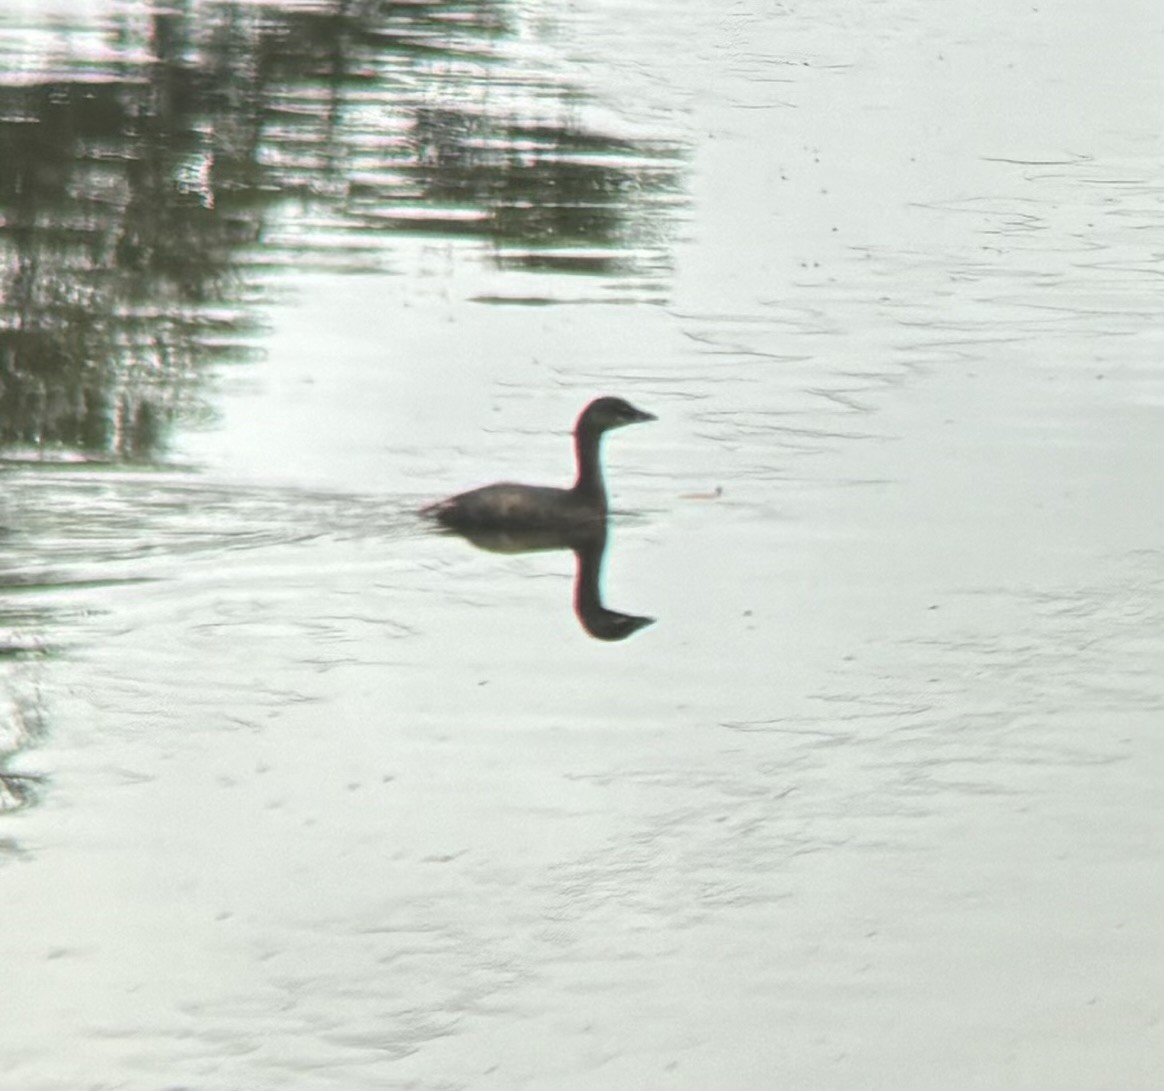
[572, 425, 608, 508]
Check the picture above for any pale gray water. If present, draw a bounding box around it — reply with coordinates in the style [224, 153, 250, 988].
[1, 1, 1162, 1088]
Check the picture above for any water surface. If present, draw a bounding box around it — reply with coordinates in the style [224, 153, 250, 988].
[2, 1, 1162, 1088]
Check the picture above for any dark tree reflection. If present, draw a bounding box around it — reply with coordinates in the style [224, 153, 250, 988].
[0, 0, 687, 461]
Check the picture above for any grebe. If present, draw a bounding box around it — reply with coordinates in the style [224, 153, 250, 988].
[422, 396, 655, 533]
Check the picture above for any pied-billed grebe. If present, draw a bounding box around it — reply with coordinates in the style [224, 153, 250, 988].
[422, 396, 655, 533]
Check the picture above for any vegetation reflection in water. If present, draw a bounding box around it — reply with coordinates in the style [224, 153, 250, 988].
[0, 0, 688, 462]
[0, 1, 687, 809]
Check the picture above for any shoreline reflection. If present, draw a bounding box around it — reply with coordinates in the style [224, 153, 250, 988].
[0, 0, 687, 463]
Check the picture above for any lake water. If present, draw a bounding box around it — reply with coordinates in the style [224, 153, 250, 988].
[1, 1, 1161, 1088]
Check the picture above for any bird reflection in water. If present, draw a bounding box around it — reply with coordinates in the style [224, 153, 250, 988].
[422, 397, 656, 641]
[435, 519, 653, 642]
